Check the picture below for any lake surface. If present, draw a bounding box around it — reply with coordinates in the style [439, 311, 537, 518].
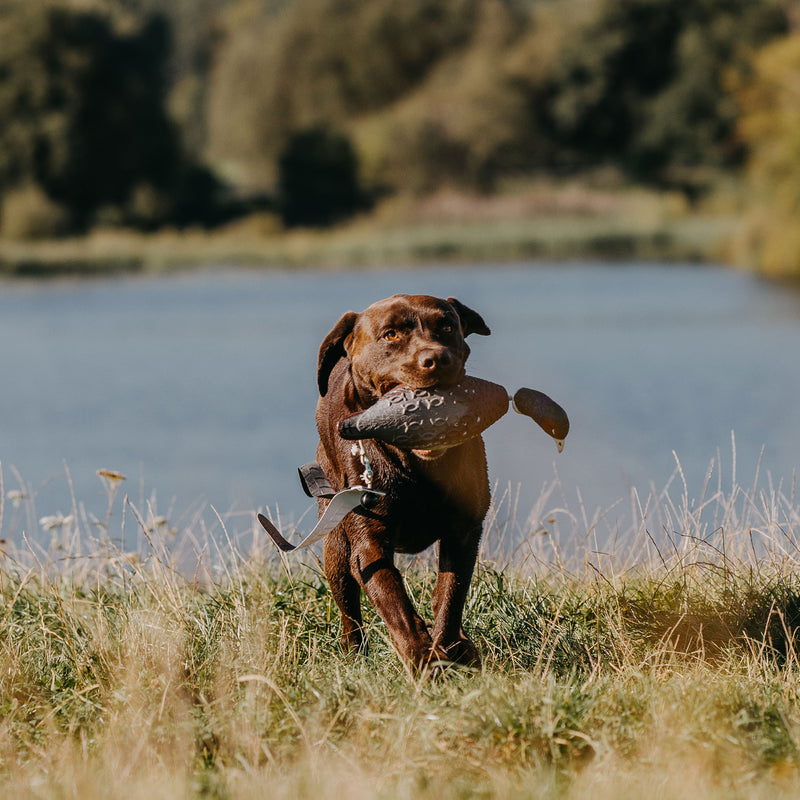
[1, 262, 799, 550]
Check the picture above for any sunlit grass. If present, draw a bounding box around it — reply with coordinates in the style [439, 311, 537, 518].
[1, 449, 799, 799]
[0, 182, 738, 277]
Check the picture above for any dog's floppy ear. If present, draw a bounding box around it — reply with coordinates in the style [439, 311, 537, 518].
[317, 311, 358, 396]
[447, 297, 490, 337]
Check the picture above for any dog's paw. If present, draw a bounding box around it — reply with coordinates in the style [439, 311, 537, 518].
[443, 634, 481, 669]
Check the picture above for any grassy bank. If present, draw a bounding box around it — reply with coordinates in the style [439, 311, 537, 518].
[2, 459, 800, 798]
[0, 182, 740, 277]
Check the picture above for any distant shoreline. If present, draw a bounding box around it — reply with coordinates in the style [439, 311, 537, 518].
[0, 185, 744, 279]
[0, 215, 739, 280]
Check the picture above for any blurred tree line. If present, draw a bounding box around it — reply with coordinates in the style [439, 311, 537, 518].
[0, 0, 221, 236]
[0, 0, 797, 269]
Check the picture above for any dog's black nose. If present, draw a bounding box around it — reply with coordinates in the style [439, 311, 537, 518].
[417, 348, 452, 373]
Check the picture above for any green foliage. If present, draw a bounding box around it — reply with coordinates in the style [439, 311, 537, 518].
[524, 0, 788, 181]
[737, 31, 800, 277]
[0, 2, 222, 236]
[0, 4, 179, 229]
[206, 0, 789, 199]
[0, 0, 796, 239]
[278, 126, 366, 227]
[354, 0, 533, 193]
[206, 0, 487, 188]
[131, 0, 231, 157]
[282, 0, 480, 114]
[0, 182, 70, 240]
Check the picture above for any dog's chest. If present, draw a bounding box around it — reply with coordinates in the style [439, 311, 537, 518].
[369, 448, 488, 554]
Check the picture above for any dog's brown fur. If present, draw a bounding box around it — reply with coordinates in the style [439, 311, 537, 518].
[315, 294, 491, 672]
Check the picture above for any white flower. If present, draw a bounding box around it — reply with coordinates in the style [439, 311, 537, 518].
[7, 490, 27, 508]
[39, 514, 74, 531]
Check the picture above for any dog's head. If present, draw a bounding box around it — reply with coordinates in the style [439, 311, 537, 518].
[317, 294, 490, 403]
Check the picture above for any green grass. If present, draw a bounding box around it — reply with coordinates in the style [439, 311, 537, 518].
[1, 456, 800, 799]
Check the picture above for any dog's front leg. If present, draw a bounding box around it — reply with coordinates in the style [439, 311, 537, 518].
[324, 526, 366, 654]
[353, 540, 445, 672]
[430, 526, 482, 667]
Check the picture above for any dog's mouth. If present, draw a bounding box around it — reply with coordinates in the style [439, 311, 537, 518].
[377, 380, 402, 396]
[411, 447, 449, 461]
[377, 370, 465, 398]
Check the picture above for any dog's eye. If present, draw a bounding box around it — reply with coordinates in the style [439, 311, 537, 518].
[383, 330, 398, 341]
[441, 323, 454, 334]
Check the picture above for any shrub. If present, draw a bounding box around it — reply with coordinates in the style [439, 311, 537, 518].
[355, 0, 532, 193]
[516, 0, 787, 183]
[278, 126, 366, 227]
[205, 0, 483, 188]
[0, 3, 220, 232]
[737, 32, 800, 278]
[0, 183, 70, 240]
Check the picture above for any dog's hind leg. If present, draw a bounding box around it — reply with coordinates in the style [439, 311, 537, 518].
[324, 526, 366, 654]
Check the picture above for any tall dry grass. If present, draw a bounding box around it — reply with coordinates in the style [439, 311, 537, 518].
[1, 446, 799, 799]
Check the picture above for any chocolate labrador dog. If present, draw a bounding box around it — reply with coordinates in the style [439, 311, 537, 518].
[315, 294, 491, 672]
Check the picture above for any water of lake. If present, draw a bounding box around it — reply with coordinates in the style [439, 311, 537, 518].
[1, 262, 798, 551]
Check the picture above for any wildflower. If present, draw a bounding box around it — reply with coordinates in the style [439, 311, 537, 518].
[40, 514, 74, 531]
[7, 490, 27, 508]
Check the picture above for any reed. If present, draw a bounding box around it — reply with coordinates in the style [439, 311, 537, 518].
[1, 449, 799, 799]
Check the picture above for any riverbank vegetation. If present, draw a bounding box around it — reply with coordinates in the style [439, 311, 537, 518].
[0, 180, 737, 277]
[1, 0, 800, 277]
[2, 460, 800, 798]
